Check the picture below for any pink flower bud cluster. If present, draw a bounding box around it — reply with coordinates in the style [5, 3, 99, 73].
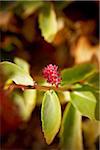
[43, 64, 61, 87]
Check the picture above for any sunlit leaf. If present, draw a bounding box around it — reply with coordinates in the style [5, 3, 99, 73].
[60, 103, 83, 150]
[0, 61, 34, 86]
[39, 3, 58, 43]
[72, 84, 100, 121]
[70, 91, 96, 119]
[12, 58, 36, 121]
[57, 91, 70, 104]
[14, 57, 30, 74]
[61, 63, 96, 86]
[41, 90, 61, 144]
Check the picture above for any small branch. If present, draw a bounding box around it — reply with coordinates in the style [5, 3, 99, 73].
[7, 83, 73, 92]
[34, 84, 73, 92]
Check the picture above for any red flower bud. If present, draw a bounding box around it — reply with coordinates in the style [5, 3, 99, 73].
[43, 64, 61, 87]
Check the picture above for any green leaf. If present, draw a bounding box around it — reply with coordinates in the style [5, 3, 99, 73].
[61, 63, 96, 86]
[73, 83, 98, 93]
[41, 90, 61, 144]
[22, 1, 43, 17]
[10, 59, 36, 121]
[70, 91, 96, 119]
[86, 72, 99, 90]
[14, 57, 30, 74]
[39, 3, 58, 43]
[60, 103, 83, 150]
[0, 61, 34, 86]
[72, 84, 100, 121]
[54, 1, 72, 10]
[94, 92, 100, 120]
[11, 89, 36, 121]
[57, 91, 70, 104]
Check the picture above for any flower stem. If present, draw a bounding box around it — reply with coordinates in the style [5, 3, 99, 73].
[8, 83, 73, 92]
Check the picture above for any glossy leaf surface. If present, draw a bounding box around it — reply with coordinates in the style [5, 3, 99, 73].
[12, 58, 36, 121]
[39, 3, 57, 43]
[70, 91, 96, 119]
[60, 103, 83, 150]
[41, 90, 61, 144]
[61, 63, 96, 86]
[0, 61, 34, 86]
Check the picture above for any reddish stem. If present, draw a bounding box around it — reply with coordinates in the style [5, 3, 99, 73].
[7, 83, 73, 92]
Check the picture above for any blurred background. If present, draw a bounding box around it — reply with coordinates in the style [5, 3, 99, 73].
[0, 1, 100, 150]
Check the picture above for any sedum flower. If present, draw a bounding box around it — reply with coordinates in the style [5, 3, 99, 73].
[43, 64, 61, 87]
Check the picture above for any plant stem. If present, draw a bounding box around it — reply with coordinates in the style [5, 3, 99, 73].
[8, 83, 73, 92]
